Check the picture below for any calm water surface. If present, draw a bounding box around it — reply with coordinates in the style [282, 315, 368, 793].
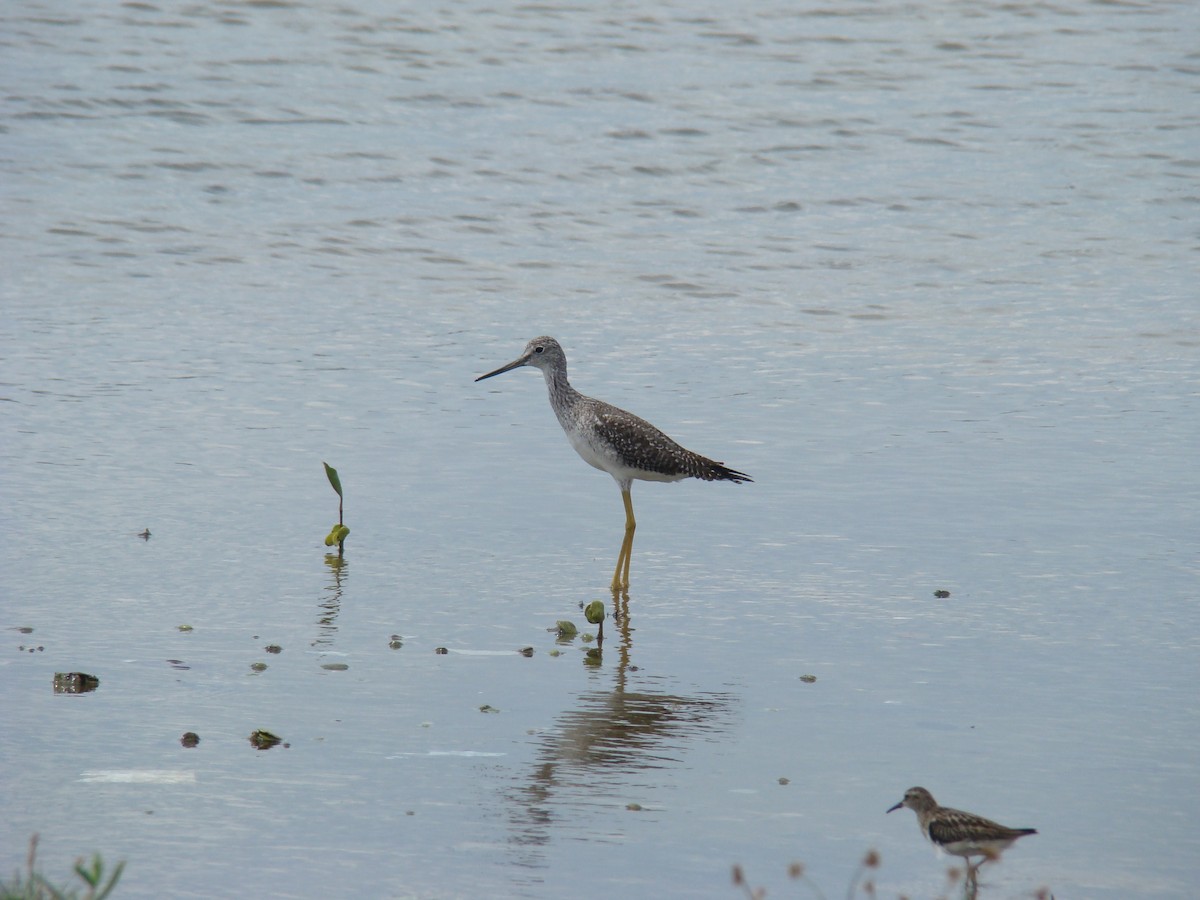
[2, 1, 1198, 898]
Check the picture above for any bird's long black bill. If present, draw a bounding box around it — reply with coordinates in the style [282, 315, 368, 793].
[475, 355, 529, 382]
[886, 802, 903, 814]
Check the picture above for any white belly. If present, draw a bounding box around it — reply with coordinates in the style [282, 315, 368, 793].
[564, 423, 686, 485]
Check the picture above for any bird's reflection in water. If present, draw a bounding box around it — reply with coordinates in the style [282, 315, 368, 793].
[503, 594, 736, 867]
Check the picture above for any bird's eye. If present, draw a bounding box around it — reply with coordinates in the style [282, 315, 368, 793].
[534, 346, 544, 354]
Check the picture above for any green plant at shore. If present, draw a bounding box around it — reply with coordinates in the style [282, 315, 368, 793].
[2, 834, 124, 900]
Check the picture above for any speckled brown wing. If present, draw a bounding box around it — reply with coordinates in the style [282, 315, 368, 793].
[928, 808, 1036, 846]
[590, 403, 752, 482]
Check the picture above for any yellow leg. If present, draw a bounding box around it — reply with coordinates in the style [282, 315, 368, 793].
[611, 488, 636, 593]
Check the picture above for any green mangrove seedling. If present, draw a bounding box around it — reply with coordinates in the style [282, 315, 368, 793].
[584, 600, 605, 647]
[323, 461, 350, 555]
[554, 620, 578, 638]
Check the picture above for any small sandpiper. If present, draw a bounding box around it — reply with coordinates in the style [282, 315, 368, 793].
[887, 786, 1037, 880]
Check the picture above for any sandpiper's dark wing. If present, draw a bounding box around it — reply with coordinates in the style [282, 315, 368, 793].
[587, 399, 752, 483]
[928, 808, 1036, 845]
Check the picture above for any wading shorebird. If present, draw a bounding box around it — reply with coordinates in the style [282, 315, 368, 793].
[475, 336, 751, 593]
[888, 786, 1037, 882]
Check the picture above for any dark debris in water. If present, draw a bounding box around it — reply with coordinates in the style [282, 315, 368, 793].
[53, 672, 100, 694]
[180, 732, 200, 748]
[248, 729, 283, 750]
[934, 589, 951, 598]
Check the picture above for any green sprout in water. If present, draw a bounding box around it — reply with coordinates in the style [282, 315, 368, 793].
[322, 462, 350, 556]
[584, 600, 605, 648]
[554, 620, 578, 640]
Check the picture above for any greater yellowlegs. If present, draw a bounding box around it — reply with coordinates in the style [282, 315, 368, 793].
[475, 336, 751, 593]
[887, 787, 1037, 882]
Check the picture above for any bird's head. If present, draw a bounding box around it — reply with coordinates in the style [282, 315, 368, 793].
[476, 336, 565, 381]
[887, 786, 936, 815]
